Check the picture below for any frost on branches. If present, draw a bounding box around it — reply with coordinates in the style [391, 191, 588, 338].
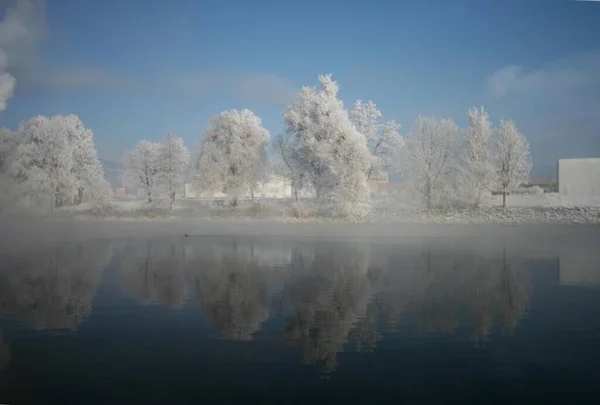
[63, 115, 111, 204]
[456, 106, 496, 207]
[4, 115, 109, 211]
[271, 132, 306, 201]
[350, 100, 402, 181]
[157, 133, 190, 209]
[495, 119, 532, 208]
[404, 115, 459, 209]
[283, 74, 372, 219]
[122, 140, 161, 203]
[195, 109, 269, 205]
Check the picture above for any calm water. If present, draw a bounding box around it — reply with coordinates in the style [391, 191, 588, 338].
[1, 233, 600, 404]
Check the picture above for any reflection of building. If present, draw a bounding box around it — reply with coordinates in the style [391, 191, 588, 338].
[559, 247, 600, 287]
[558, 158, 600, 196]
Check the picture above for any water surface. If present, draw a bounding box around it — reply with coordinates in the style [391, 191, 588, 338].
[1, 231, 600, 404]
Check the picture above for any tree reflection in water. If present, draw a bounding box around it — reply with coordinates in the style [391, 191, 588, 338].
[0, 236, 533, 373]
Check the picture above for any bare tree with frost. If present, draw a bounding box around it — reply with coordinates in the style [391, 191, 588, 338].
[283, 74, 371, 218]
[271, 132, 305, 201]
[404, 115, 459, 209]
[195, 109, 269, 206]
[157, 133, 190, 209]
[62, 115, 111, 204]
[122, 140, 161, 203]
[495, 119, 532, 208]
[350, 100, 403, 180]
[0, 127, 17, 211]
[456, 106, 496, 207]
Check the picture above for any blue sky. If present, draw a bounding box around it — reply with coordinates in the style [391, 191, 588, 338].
[1, 0, 599, 177]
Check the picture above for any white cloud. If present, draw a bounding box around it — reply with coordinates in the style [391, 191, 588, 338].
[0, 0, 46, 71]
[485, 50, 600, 98]
[173, 71, 298, 108]
[0, 72, 16, 112]
[484, 50, 600, 177]
[0, 0, 46, 111]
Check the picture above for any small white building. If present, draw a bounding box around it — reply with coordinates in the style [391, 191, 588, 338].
[182, 175, 292, 200]
[558, 158, 600, 197]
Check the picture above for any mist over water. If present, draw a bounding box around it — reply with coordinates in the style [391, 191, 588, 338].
[0, 231, 599, 404]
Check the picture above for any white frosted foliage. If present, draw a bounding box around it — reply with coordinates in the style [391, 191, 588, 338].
[350, 100, 403, 180]
[4, 115, 109, 210]
[283, 74, 371, 218]
[456, 106, 496, 207]
[495, 119, 532, 207]
[404, 115, 459, 209]
[122, 140, 161, 203]
[195, 109, 269, 204]
[157, 133, 190, 209]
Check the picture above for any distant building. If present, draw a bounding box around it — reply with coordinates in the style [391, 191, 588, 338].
[368, 170, 389, 184]
[114, 188, 126, 198]
[182, 175, 292, 200]
[557, 158, 600, 196]
[524, 178, 557, 193]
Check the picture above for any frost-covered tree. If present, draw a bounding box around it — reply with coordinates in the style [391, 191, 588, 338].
[2, 115, 109, 211]
[195, 109, 269, 205]
[404, 115, 459, 209]
[9, 116, 76, 209]
[350, 100, 403, 180]
[283, 74, 371, 218]
[0, 127, 15, 172]
[122, 140, 161, 203]
[456, 106, 496, 207]
[495, 119, 532, 208]
[157, 133, 190, 209]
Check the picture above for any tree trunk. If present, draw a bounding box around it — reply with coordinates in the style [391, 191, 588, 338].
[502, 190, 506, 208]
[147, 192, 152, 204]
[231, 197, 239, 207]
[426, 182, 432, 210]
[170, 192, 175, 210]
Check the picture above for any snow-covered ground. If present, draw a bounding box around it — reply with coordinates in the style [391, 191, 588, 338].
[49, 192, 600, 225]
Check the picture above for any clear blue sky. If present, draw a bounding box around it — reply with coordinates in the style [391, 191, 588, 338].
[2, 0, 599, 177]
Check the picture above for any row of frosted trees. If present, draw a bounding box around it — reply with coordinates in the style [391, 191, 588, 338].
[0, 73, 532, 216]
[123, 74, 532, 217]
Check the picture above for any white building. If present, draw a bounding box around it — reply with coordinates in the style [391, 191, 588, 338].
[182, 175, 292, 200]
[557, 158, 600, 197]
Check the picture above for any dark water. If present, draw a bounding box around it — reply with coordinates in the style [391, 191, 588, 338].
[1, 233, 600, 404]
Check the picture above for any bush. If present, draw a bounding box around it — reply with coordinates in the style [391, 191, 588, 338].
[247, 202, 266, 217]
[289, 202, 317, 219]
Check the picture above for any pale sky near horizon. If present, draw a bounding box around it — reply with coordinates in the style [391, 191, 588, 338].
[1, 0, 599, 178]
